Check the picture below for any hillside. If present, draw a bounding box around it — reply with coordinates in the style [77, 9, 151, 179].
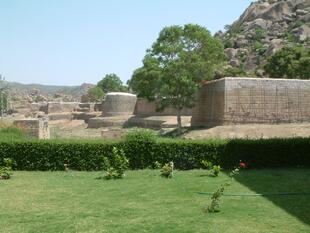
[7, 82, 94, 102]
[216, 0, 310, 75]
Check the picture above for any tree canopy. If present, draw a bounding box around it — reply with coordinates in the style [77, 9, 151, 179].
[86, 86, 105, 102]
[128, 24, 225, 131]
[264, 46, 310, 79]
[97, 74, 125, 93]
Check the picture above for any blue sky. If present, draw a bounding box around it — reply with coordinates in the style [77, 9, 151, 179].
[0, 0, 253, 86]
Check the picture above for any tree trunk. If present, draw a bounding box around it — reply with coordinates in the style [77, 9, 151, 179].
[177, 108, 182, 134]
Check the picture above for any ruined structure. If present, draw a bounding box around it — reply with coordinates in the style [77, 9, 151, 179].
[13, 118, 50, 139]
[88, 92, 137, 128]
[103, 92, 137, 116]
[191, 77, 310, 127]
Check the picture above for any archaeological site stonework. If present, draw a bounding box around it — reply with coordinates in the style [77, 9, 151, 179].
[191, 77, 310, 127]
[13, 118, 50, 139]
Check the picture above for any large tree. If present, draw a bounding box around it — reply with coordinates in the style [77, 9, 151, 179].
[129, 24, 225, 132]
[97, 73, 124, 93]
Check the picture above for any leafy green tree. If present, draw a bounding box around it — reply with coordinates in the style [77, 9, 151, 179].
[127, 55, 161, 100]
[97, 74, 124, 93]
[0, 75, 9, 117]
[129, 24, 225, 132]
[297, 56, 310, 79]
[264, 46, 310, 79]
[87, 86, 105, 102]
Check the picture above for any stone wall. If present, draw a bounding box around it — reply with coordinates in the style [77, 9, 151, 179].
[134, 99, 192, 117]
[46, 102, 79, 114]
[191, 77, 310, 126]
[13, 118, 50, 139]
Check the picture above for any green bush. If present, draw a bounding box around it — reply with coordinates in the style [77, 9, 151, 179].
[0, 158, 13, 179]
[264, 46, 310, 79]
[102, 147, 129, 179]
[122, 129, 157, 169]
[0, 137, 309, 171]
[211, 165, 221, 177]
[160, 162, 174, 178]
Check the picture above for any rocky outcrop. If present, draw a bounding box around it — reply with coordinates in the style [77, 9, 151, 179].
[218, 0, 310, 73]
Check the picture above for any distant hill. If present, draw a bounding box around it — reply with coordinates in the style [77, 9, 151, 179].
[7, 81, 95, 102]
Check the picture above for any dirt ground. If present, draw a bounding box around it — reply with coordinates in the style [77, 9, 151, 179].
[49, 120, 104, 139]
[2, 114, 310, 139]
[183, 123, 310, 139]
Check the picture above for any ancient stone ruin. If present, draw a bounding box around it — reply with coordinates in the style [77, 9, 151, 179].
[13, 118, 50, 139]
[191, 77, 310, 127]
[88, 92, 137, 128]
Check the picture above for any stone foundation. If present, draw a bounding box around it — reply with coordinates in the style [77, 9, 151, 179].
[48, 113, 73, 121]
[47, 102, 79, 114]
[13, 118, 50, 139]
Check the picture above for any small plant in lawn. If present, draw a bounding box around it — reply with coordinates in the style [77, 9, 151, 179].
[211, 165, 221, 177]
[230, 161, 247, 178]
[161, 162, 174, 178]
[102, 147, 129, 180]
[205, 161, 247, 213]
[204, 185, 225, 213]
[201, 160, 213, 170]
[64, 163, 69, 172]
[0, 158, 13, 180]
[153, 161, 162, 169]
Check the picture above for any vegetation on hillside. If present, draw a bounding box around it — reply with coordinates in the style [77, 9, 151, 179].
[264, 46, 310, 79]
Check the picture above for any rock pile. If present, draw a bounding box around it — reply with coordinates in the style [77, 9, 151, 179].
[217, 0, 310, 74]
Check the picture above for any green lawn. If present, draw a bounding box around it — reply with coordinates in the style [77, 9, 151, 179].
[0, 169, 309, 233]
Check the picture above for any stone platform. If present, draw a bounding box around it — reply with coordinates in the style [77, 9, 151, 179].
[88, 115, 133, 128]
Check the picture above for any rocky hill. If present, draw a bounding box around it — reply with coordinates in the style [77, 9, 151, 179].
[7, 82, 94, 103]
[216, 0, 310, 75]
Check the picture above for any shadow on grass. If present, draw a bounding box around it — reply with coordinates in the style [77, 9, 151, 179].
[232, 169, 310, 226]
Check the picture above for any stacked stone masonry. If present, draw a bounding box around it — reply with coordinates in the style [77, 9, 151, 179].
[13, 118, 50, 139]
[191, 77, 310, 126]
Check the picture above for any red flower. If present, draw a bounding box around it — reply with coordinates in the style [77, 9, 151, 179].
[239, 162, 246, 168]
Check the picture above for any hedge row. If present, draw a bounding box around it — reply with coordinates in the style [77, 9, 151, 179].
[0, 137, 309, 170]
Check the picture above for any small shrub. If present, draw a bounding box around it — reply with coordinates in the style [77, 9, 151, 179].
[201, 160, 213, 170]
[153, 161, 162, 169]
[64, 163, 69, 172]
[160, 162, 174, 178]
[123, 128, 157, 142]
[102, 147, 129, 179]
[204, 185, 225, 213]
[0, 158, 13, 180]
[205, 161, 248, 213]
[211, 165, 221, 177]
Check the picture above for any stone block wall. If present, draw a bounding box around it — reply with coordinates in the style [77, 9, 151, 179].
[191, 77, 310, 126]
[13, 118, 50, 139]
[47, 102, 79, 114]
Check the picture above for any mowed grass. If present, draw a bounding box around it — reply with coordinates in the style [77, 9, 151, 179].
[0, 169, 309, 233]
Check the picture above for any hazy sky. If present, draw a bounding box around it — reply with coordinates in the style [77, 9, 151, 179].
[0, 0, 253, 86]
